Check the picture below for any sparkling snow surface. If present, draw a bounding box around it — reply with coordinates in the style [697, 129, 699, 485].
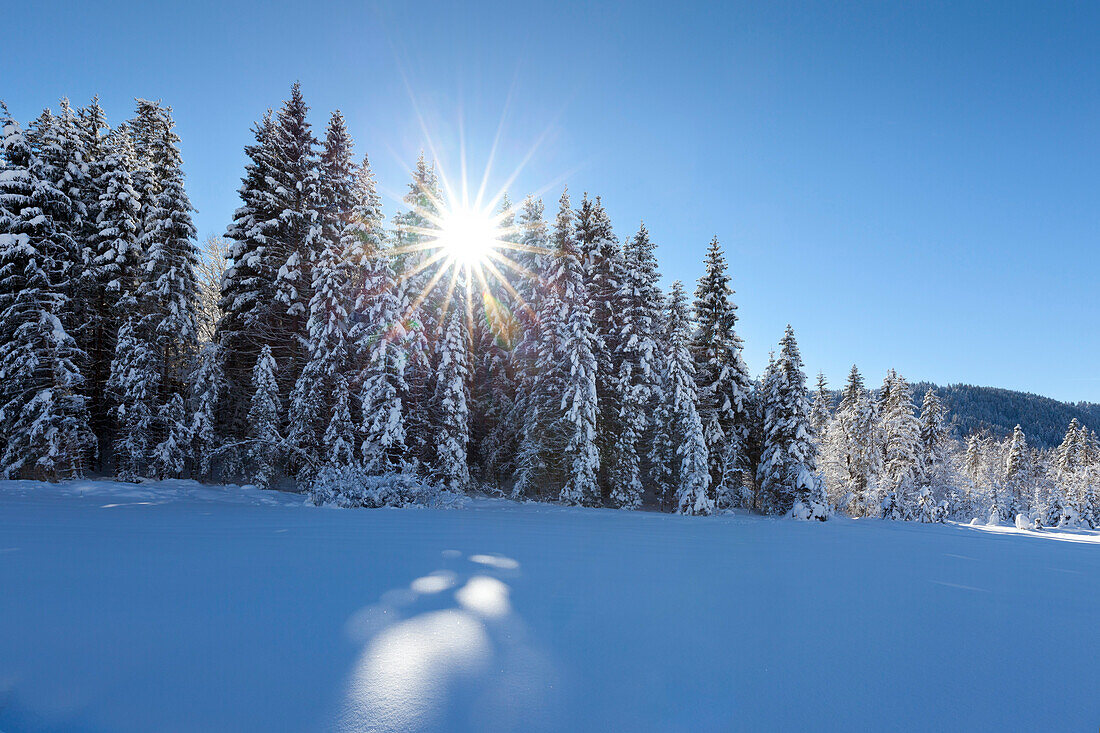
[1, 479, 1097, 732]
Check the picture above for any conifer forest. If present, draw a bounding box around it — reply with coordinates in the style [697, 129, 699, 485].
[2, 86, 1098, 529]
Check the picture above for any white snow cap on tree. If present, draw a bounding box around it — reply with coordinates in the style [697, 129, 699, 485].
[758, 325, 827, 520]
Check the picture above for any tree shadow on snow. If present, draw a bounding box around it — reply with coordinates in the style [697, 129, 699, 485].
[337, 551, 559, 732]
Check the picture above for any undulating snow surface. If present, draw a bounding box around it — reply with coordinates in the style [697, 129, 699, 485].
[1, 480, 1097, 732]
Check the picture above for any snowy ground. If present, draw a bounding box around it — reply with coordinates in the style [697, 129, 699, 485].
[1, 480, 1097, 732]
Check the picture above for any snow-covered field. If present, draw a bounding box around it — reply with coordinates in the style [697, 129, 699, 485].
[1, 480, 1097, 732]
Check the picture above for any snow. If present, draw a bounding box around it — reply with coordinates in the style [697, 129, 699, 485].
[1, 479, 1098, 732]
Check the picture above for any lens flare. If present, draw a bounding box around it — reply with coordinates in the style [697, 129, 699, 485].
[434, 207, 500, 267]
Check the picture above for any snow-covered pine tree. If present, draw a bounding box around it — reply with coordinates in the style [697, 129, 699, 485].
[1085, 429, 1100, 466]
[654, 282, 712, 515]
[28, 102, 87, 244]
[1079, 463, 1099, 529]
[1001, 423, 1026, 507]
[392, 153, 441, 470]
[1052, 419, 1088, 527]
[318, 111, 355, 255]
[324, 374, 356, 468]
[133, 103, 199, 475]
[649, 348, 677, 510]
[757, 326, 827, 519]
[469, 195, 518, 485]
[543, 189, 600, 505]
[269, 84, 323, 406]
[286, 113, 358, 478]
[511, 196, 557, 499]
[508, 195, 549, 409]
[915, 387, 953, 520]
[151, 392, 188, 479]
[692, 236, 754, 506]
[503, 193, 550, 497]
[79, 97, 110, 173]
[607, 222, 662, 509]
[348, 157, 409, 474]
[28, 100, 90, 349]
[215, 110, 282, 443]
[0, 104, 95, 480]
[823, 365, 881, 516]
[1056, 419, 1083, 477]
[962, 433, 983, 519]
[189, 341, 223, 479]
[76, 95, 111, 322]
[247, 345, 282, 488]
[754, 352, 777, 508]
[432, 305, 471, 491]
[341, 153, 384, 270]
[739, 380, 767, 511]
[106, 318, 158, 481]
[878, 370, 921, 519]
[78, 97, 109, 154]
[573, 194, 624, 498]
[286, 237, 350, 477]
[809, 372, 832, 442]
[84, 127, 143, 464]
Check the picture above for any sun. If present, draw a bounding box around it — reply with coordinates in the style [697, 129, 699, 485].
[434, 205, 500, 267]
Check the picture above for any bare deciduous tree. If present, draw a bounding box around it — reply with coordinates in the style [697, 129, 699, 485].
[196, 234, 228, 344]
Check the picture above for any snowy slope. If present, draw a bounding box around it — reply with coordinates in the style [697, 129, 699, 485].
[0, 480, 1097, 732]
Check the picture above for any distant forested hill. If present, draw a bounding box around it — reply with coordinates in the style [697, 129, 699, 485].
[909, 382, 1100, 448]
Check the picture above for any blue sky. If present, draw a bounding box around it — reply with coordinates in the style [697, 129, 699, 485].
[5, 0, 1099, 401]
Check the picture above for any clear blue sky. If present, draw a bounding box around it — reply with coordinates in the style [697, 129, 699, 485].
[5, 0, 1099, 401]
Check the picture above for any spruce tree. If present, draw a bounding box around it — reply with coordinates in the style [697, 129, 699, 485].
[151, 392, 188, 479]
[318, 111, 355, 252]
[508, 196, 551, 495]
[76, 96, 112, 388]
[324, 374, 356, 468]
[469, 194, 518, 485]
[1056, 419, 1083, 477]
[692, 236, 753, 504]
[470, 275, 517, 485]
[269, 84, 323, 403]
[106, 319, 158, 481]
[130, 102, 200, 472]
[432, 306, 472, 491]
[574, 194, 624, 497]
[916, 387, 952, 521]
[608, 222, 662, 509]
[656, 282, 712, 515]
[809, 372, 832, 441]
[189, 341, 223, 479]
[248, 345, 282, 488]
[824, 365, 881, 516]
[879, 370, 921, 518]
[216, 111, 281, 441]
[535, 189, 600, 505]
[350, 159, 409, 474]
[85, 128, 143, 461]
[392, 154, 441, 469]
[0, 104, 95, 479]
[28, 100, 89, 346]
[287, 226, 354, 476]
[757, 326, 827, 519]
[1003, 423, 1030, 518]
[917, 388, 951, 486]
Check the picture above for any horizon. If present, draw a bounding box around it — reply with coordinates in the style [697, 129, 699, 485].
[5, 0, 1098, 401]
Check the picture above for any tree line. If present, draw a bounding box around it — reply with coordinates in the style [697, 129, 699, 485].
[1, 85, 1096, 527]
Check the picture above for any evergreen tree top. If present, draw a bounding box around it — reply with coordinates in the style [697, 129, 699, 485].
[553, 188, 575, 254]
[841, 364, 864, 407]
[79, 96, 109, 160]
[665, 280, 691, 345]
